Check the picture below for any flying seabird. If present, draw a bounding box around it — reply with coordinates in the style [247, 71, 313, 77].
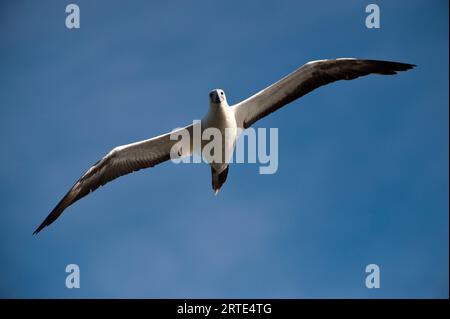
[34, 58, 415, 234]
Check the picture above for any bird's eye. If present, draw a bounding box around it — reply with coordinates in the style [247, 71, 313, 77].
[220, 92, 224, 95]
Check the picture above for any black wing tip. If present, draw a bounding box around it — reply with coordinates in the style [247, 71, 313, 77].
[364, 59, 416, 71]
[33, 221, 48, 235]
[32, 187, 81, 236]
[33, 203, 66, 235]
[33, 208, 58, 235]
[391, 62, 416, 71]
[33, 206, 65, 235]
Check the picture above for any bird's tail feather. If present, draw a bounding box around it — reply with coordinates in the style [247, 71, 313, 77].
[211, 166, 229, 195]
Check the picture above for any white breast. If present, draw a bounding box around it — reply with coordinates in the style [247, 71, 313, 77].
[201, 106, 237, 171]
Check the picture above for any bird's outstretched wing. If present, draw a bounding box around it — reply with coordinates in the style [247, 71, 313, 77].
[232, 59, 415, 128]
[34, 124, 193, 234]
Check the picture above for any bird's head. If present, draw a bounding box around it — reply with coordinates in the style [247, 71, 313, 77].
[209, 89, 228, 107]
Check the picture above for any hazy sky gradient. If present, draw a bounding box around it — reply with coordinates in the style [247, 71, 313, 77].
[0, 0, 448, 298]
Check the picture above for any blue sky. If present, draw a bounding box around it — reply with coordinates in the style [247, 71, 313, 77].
[0, 0, 448, 298]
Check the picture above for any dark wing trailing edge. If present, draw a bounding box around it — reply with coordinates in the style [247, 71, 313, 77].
[34, 124, 193, 234]
[233, 59, 415, 129]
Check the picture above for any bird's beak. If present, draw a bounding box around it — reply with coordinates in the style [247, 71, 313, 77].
[214, 95, 222, 104]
